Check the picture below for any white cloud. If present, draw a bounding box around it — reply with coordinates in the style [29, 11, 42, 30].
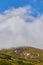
[0, 6, 43, 49]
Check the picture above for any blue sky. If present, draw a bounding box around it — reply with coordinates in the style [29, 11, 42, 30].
[0, 0, 43, 14]
[0, 0, 43, 49]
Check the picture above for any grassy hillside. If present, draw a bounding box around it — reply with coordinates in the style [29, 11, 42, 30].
[0, 47, 43, 65]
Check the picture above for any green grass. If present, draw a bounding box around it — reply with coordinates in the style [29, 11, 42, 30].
[0, 47, 43, 65]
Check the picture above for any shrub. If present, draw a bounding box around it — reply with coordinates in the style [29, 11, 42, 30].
[0, 60, 12, 65]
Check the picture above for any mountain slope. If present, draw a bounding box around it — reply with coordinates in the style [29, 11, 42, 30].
[0, 47, 43, 65]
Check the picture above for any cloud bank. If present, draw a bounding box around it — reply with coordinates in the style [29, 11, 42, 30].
[0, 6, 43, 49]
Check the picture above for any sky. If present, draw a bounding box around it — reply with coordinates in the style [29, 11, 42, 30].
[0, 0, 43, 49]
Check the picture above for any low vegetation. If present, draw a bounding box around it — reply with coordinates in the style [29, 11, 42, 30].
[0, 47, 43, 65]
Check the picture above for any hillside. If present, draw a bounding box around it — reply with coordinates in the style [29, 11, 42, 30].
[0, 47, 43, 65]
